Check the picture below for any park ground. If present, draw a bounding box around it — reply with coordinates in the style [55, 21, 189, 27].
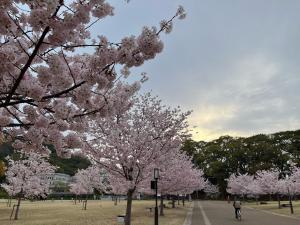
[2, 199, 300, 225]
[0, 199, 191, 225]
[191, 200, 300, 225]
[245, 200, 300, 218]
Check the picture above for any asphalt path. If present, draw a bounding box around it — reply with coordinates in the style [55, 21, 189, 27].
[191, 201, 300, 225]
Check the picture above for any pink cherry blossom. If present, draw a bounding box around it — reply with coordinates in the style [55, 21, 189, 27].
[70, 166, 109, 209]
[255, 170, 280, 195]
[0, 1, 186, 156]
[1, 152, 55, 220]
[227, 173, 254, 196]
[204, 181, 219, 196]
[86, 93, 191, 225]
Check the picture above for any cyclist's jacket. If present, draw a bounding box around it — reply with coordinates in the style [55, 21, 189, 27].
[233, 201, 241, 208]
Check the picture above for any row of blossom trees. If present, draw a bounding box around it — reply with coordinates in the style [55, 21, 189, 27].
[1, 93, 206, 224]
[227, 168, 300, 207]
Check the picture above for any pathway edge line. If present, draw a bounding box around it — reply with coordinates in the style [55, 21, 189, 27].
[182, 201, 194, 225]
[198, 201, 212, 225]
[244, 206, 300, 221]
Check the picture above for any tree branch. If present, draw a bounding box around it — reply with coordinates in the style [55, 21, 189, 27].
[4, 3, 63, 106]
[4, 26, 50, 106]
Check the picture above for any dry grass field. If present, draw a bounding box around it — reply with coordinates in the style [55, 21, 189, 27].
[245, 200, 300, 218]
[0, 199, 191, 225]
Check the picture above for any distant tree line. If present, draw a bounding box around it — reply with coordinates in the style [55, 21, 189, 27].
[182, 130, 300, 196]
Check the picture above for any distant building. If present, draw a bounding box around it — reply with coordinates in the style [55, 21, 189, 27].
[43, 173, 72, 193]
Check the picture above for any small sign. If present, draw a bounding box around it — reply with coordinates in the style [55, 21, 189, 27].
[151, 180, 157, 189]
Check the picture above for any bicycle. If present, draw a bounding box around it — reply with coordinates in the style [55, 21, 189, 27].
[236, 208, 242, 221]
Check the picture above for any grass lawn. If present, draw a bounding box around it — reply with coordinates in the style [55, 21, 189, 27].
[245, 200, 300, 218]
[0, 199, 191, 225]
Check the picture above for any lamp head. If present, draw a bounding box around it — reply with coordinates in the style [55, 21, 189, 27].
[154, 168, 159, 179]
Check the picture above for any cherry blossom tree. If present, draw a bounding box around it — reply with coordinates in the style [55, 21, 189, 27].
[256, 169, 281, 207]
[164, 167, 205, 209]
[140, 149, 206, 215]
[70, 166, 108, 209]
[276, 179, 289, 195]
[0, 0, 186, 157]
[1, 153, 55, 220]
[290, 167, 300, 195]
[276, 168, 300, 209]
[86, 93, 191, 225]
[204, 181, 219, 199]
[69, 181, 82, 205]
[109, 175, 128, 205]
[226, 173, 253, 199]
[246, 179, 264, 204]
[255, 170, 279, 198]
[276, 177, 296, 211]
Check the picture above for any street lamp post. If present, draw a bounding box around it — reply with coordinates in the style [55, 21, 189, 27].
[154, 168, 159, 225]
[285, 174, 294, 214]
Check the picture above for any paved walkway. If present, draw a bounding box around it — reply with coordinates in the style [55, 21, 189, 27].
[190, 201, 300, 225]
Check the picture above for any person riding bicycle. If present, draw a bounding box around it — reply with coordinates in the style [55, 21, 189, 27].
[233, 199, 242, 219]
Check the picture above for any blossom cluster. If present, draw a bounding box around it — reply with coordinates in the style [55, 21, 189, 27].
[140, 149, 206, 196]
[70, 166, 109, 195]
[1, 153, 55, 198]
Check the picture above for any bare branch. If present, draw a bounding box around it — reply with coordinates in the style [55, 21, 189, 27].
[61, 49, 76, 84]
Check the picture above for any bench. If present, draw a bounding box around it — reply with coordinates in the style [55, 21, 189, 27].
[146, 207, 154, 214]
[117, 215, 125, 224]
[281, 204, 291, 207]
[259, 202, 268, 205]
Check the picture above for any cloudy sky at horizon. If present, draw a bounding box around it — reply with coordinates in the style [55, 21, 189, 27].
[92, 0, 300, 141]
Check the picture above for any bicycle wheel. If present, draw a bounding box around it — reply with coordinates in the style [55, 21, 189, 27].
[237, 209, 242, 221]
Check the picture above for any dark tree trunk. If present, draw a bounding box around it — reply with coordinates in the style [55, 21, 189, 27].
[182, 197, 185, 206]
[172, 197, 175, 208]
[177, 195, 180, 205]
[82, 195, 88, 210]
[160, 195, 164, 216]
[14, 197, 21, 220]
[7, 197, 12, 207]
[125, 189, 134, 225]
[85, 195, 88, 210]
[114, 195, 118, 206]
[277, 194, 281, 209]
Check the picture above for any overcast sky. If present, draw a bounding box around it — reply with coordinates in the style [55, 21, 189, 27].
[92, 0, 300, 141]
